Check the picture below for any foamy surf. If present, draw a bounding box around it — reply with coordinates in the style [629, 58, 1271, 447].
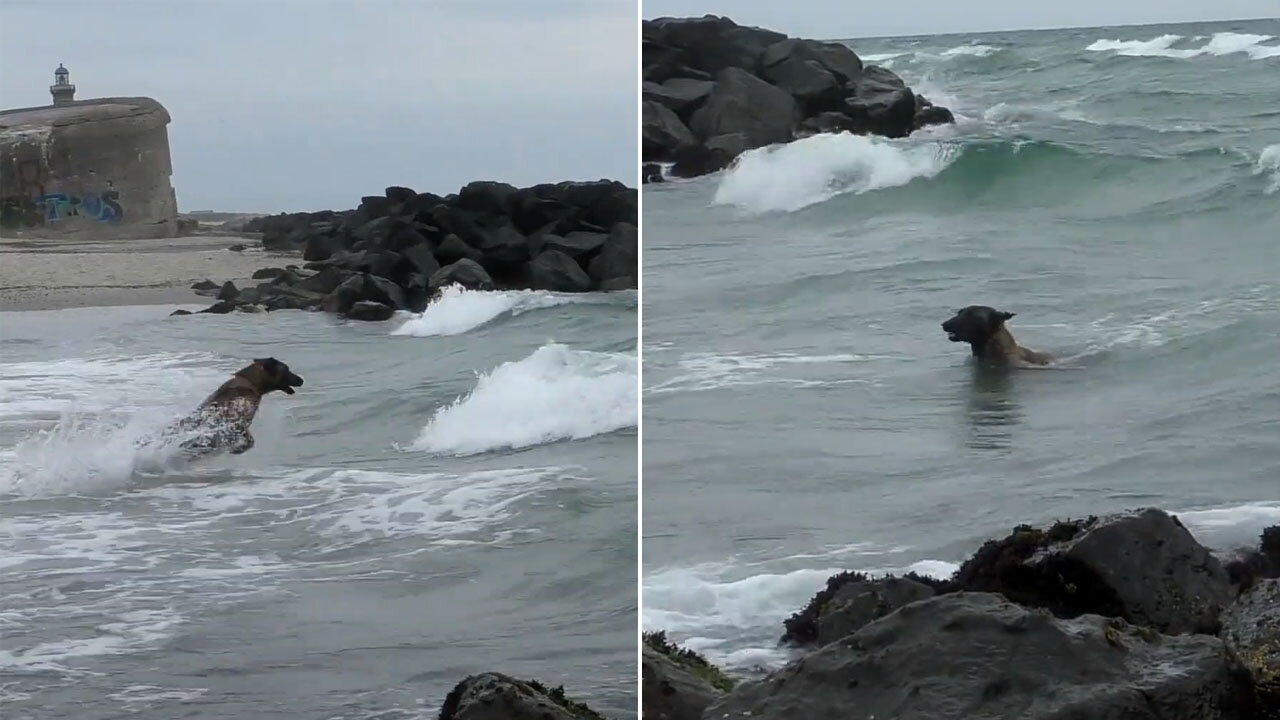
[390, 285, 608, 337]
[409, 342, 637, 455]
[647, 351, 886, 394]
[1255, 144, 1280, 194]
[643, 557, 957, 669]
[942, 43, 998, 57]
[1087, 32, 1280, 60]
[711, 132, 959, 213]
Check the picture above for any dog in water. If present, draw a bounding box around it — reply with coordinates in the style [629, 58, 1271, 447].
[941, 306, 1052, 367]
[158, 358, 304, 459]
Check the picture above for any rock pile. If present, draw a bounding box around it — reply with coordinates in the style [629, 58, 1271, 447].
[642, 15, 954, 180]
[648, 510, 1279, 719]
[175, 180, 636, 321]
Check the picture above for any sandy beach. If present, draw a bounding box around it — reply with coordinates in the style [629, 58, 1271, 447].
[0, 234, 289, 311]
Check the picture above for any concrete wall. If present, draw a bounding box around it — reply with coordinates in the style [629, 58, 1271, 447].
[0, 97, 178, 239]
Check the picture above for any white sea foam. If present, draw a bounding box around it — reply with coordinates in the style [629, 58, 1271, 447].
[643, 557, 955, 669]
[1087, 32, 1280, 60]
[1255, 143, 1280, 194]
[0, 353, 240, 496]
[409, 343, 637, 455]
[0, 607, 183, 673]
[647, 351, 886, 394]
[942, 43, 998, 57]
[711, 132, 959, 213]
[390, 285, 609, 337]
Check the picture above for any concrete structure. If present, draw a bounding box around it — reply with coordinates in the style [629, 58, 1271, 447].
[0, 68, 178, 240]
[51, 64, 75, 105]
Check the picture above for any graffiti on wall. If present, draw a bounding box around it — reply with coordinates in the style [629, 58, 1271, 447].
[1, 158, 125, 229]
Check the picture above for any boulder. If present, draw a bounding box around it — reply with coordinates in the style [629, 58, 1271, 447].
[398, 242, 440, 279]
[1220, 578, 1279, 714]
[643, 77, 716, 116]
[429, 258, 494, 292]
[476, 224, 530, 267]
[644, 15, 786, 76]
[344, 300, 395, 322]
[588, 222, 637, 288]
[1223, 525, 1280, 587]
[457, 180, 518, 217]
[643, 101, 698, 160]
[915, 104, 956, 128]
[542, 231, 607, 261]
[760, 53, 841, 113]
[383, 185, 416, 204]
[363, 273, 406, 309]
[303, 232, 346, 262]
[710, 592, 1255, 720]
[782, 571, 940, 647]
[251, 267, 287, 280]
[844, 65, 918, 138]
[669, 142, 738, 178]
[321, 275, 365, 315]
[293, 266, 348, 296]
[438, 673, 604, 720]
[690, 67, 798, 146]
[216, 281, 239, 301]
[642, 631, 733, 720]
[642, 163, 665, 184]
[527, 249, 592, 293]
[435, 233, 482, 264]
[191, 279, 219, 296]
[762, 38, 864, 83]
[951, 508, 1232, 635]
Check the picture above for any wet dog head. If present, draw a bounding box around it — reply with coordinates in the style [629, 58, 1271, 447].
[240, 357, 305, 395]
[941, 306, 1016, 347]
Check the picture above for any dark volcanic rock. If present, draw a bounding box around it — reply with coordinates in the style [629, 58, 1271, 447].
[915, 103, 956, 128]
[782, 572, 940, 647]
[643, 77, 716, 116]
[527, 249, 591, 293]
[710, 592, 1254, 720]
[216, 281, 239, 301]
[760, 48, 841, 113]
[344, 301, 395, 322]
[645, 15, 786, 77]
[429, 258, 494, 292]
[588, 222, 637, 288]
[191, 279, 219, 296]
[950, 508, 1232, 635]
[690, 67, 798, 147]
[669, 142, 738, 178]
[844, 65, 918, 138]
[762, 38, 864, 84]
[438, 673, 603, 720]
[1220, 578, 1280, 714]
[191, 178, 633, 317]
[642, 631, 734, 720]
[643, 101, 698, 160]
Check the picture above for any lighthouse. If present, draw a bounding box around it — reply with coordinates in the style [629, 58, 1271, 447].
[50, 63, 76, 105]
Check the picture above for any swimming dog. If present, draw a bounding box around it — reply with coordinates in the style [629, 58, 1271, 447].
[941, 306, 1052, 366]
[161, 357, 304, 459]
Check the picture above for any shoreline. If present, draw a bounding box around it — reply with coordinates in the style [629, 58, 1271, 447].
[0, 234, 289, 312]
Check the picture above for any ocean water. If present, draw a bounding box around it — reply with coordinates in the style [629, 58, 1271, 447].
[642, 18, 1280, 672]
[0, 288, 637, 718]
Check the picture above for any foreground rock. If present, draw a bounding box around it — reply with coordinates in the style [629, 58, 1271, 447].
[1220, 579, 1280, 716]
[642, 15, 954, 177]
[948, 507, 1232, 635]
[713, 592, 1255, 720]
[178, 180, 636, 318]
[641, 631, 733, 720]
[438, 673, 604, 720]
[781, 571, 941, 647]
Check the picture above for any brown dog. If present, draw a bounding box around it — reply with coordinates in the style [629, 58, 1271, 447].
[162, 358, 304, 459]
[941, 306, 1052, 366]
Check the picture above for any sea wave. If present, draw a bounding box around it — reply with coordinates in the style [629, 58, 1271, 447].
[1255, 143, 1280, 194]
[647, 351, 884, 393]
[1087, 32, 1280, 60]
[409, 342, 637, 455]
[390, 285, 610, 337]
[941, 43, 998, 57]
[710, 132, 960, 213]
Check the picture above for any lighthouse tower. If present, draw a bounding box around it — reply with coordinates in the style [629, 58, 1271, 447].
[50, 63, 76, 105]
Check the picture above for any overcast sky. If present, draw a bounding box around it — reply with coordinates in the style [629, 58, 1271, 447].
[0, 0, 637, 212]
[644, 0, 1279, 39]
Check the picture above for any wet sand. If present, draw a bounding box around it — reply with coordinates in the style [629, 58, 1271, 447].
[0, 235, 291, 311]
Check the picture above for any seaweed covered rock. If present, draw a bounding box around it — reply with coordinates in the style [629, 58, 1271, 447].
[950, 508, 1232, 635]
[180, 179, 636, 319]
[781, 571, 940, 647]
[641, 15, 953, 175]
[710, 592, 1255, 720]
[1220, 578, 1280, 716]
[642, 631, 733, 720]
[438, 673, 603, 720]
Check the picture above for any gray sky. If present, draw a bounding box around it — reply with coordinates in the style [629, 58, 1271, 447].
[644, 0, 1279, 39]
[0, 0, 637, 212]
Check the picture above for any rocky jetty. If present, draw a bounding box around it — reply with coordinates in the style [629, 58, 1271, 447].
[438, 673, 606, 720]
[642, 15, 954, 180]
[648, 511, 1279, 719]
[176, 179, 636, 321]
